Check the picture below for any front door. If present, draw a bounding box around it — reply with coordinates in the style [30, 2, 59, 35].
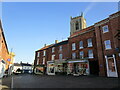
[47, 63, 55, 75]
[105, 55, 118, 77]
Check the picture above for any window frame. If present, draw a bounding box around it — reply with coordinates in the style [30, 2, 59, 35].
[79, 41, 83, 49]
[79, 51, 84, 59]
[72, 43, 76, 51]
[87, 38, 93, 47]
[102, 25, 109, 33]
[104, 40, 112, 50]
[72, 52, 76, 59]
[88, 49, 94, 58]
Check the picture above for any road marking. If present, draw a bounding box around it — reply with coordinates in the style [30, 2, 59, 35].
[11, 76, 13, 88]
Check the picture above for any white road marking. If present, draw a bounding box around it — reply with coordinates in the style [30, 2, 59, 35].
[11, 76, 13, 88]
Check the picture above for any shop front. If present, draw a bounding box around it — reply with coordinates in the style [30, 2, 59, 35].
[34, 65, 45, 75]
[47, 61, 55, 75]
[54, 59, 67, 75]
[67, 60, 90, 76]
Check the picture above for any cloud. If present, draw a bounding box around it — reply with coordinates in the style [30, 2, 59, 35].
[84, 1, 97, 16]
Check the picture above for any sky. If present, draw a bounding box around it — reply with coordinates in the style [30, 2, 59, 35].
[1, 2, 119, 64]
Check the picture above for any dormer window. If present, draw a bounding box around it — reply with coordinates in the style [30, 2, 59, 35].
[75, 21, 79, 30]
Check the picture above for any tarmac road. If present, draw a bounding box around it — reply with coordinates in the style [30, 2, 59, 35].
[1, 74, 120, 89]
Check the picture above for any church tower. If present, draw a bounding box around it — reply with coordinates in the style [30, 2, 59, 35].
[70, 12, 87, 35]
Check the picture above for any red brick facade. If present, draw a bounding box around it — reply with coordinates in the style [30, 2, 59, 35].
[34, 11, 120, 77]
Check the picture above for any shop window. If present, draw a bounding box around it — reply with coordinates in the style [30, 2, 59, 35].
[87, 38, 93, 47]
[79, 41, 83, 49]
[72, 52, 76, 59]
[52, 47, 55, 53]
[80, 51, 84, 59]
[52, 54, 55, 60]
[59, 54, 62, 59]
[72, 43, 76, 50]
[43, 50, 46, 56]
[102, 25, 109, 33]
[59, 46, 62, 51]
[88, 50, 94, 58]
[104, 40, 112, 50]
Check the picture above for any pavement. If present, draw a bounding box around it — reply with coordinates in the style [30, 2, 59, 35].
[0, 74, 120, 89]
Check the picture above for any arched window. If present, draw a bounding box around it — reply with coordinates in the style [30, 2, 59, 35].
[75, 21, 79, 30]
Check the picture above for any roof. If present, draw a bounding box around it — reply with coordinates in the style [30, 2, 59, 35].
[70, 25, 94, 38]
[0, 19, 9, 54]
[21, 63, 32, 66]
[38, 44, 54, 51]
[14, 63, 21, 66]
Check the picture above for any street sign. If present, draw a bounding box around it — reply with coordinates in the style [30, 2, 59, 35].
[7, 59, 11, 61]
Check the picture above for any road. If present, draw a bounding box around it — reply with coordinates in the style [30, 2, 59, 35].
[1, 74, 120, 89]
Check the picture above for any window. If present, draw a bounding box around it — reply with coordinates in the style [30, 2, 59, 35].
[72, 43, 76, 50]
[102, 25, 109, 33]
[52, 54, 55, 60]
[87, 38, 93, 47]
[37, 52, 40, 57]
[80, 51, 84, 59]
[76, 21, 79, 30]
[59, 54, 62, 59]
[43, 57, 45, 64]
[72, 52, 76, 59]
[52, 47, 55, 53]
[59, 46, 62, 51]
[37, 58, 39, 65]
[104, 40, 111, 50]
[43, 50, 46, 56]
[79, 41, 83, 49]
[88, 50, 94, 58]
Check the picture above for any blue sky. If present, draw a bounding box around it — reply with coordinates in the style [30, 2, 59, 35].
[2, 2, 118, 64]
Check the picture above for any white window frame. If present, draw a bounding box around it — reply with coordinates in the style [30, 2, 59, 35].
[52, 47, 55, 53]
[87, 38, 93, 47]
[104, 40, 112, 50]
[80, 51, 84, 59]
[37, 58, 39, 65]
[43, 50, 46, 56]
[59, 46, 62, 51]
[88, 49, 94, 58]
[102, 25, 109, 33]
[72, 52, 76, 59]
[79, 41, 83, 49]
[72, 43, 76, 50]
[37, 52, 40, 57]
[59, 54, 62, 60]
[52, 54, 55, 60]
[43, 57, 45, 64]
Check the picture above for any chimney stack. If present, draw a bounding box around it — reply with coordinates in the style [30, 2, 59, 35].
[55, 40, 58, 44]
[44, 44, 46, 47]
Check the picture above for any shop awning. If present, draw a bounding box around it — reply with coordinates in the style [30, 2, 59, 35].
[67, 59, 88, 63]
[54, 59, 67, 64]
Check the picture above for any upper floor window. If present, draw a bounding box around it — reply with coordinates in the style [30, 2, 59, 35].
[59, 46, 62, 51]
[87, 38, 93, 47]
[43, 50, 46, 56]
[52, 54, 55, 60]
[52, 47, 55, 53]
[37, 52, 40, 57]
[102, 25, 109, 33]
[79, 41, 83, 49]
[76, 21, 79, 30]
[72, 43, 76, 50]
[72, 52, 76, 59]
[80, 51, 84, 59]
[37, 58, 39, 65]
[88, 49, 94, 58]
[59, 54, 62, 60]
[43, 57, 45, 65]
[104, 40, 111, 50]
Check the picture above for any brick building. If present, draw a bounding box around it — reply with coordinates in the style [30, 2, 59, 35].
[0, 19, 15, 76]
[34, 11, 120, 77]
